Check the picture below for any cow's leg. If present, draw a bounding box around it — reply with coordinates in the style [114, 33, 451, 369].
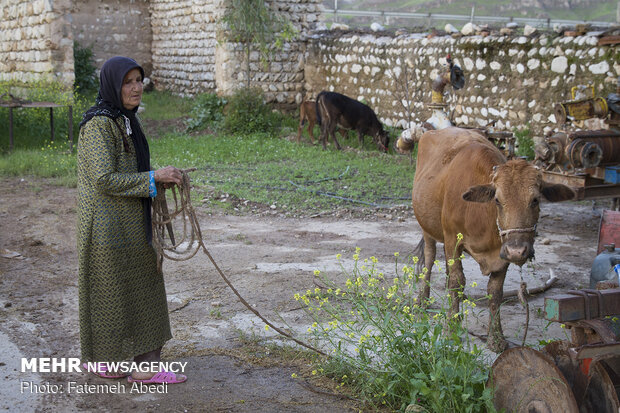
[319, 120, 329, 150]
[297, 118, 304, 143]
[330, 122, 343, 150]
[443, 238, 465, 319]
[307, 118, 316, 144]
[486, 267, 508, 353]
[417, 232, 436, 303]
[357, 131, 364, 147]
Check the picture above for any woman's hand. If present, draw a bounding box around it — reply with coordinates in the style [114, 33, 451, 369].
[154, 166, 183, 187]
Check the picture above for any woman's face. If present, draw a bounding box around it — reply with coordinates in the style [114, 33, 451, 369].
[121, 68, 143, 110]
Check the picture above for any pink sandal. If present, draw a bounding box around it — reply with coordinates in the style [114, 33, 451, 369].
[82, 363, 129, 379]
[128, 370, 187, 384]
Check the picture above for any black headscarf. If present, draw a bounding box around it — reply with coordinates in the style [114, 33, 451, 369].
[80, 56, 153, 244]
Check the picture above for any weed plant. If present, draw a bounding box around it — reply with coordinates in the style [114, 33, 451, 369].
[185, 93, 227, 132]
[223, 88, 283, 135]
[73, 42, 98, 93]
[514, 126, 535, 160]
[295, 248, 495, 412]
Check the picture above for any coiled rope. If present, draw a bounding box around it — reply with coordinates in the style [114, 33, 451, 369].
[151, 169, 327, 356]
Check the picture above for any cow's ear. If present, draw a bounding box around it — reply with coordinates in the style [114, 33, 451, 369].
[462, 185, 495, 203]
[541, 182, 576, 202]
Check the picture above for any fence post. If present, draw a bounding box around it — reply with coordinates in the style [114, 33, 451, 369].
[470, 5, 475, 23]
[334, 0, 338, 23]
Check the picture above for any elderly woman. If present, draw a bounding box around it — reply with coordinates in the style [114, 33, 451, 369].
[77, 56, 185, 383]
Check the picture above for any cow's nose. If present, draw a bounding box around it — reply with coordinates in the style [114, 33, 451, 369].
[505, 244, 529, 261]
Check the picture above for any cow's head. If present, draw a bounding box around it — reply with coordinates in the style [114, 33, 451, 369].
[462, 159, 575, 266]
[374, 128, 390, 153]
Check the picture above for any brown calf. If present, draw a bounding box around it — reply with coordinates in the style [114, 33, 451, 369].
[406, 127, 574, 352]
[297, 100, 346, 144]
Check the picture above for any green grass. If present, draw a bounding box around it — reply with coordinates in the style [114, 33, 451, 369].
[0, 90, 415, 214]
[150, 131, 413, 213]
[140, 91, 193, 121]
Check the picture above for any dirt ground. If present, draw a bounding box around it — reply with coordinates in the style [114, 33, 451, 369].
[0, 176, 609, 412]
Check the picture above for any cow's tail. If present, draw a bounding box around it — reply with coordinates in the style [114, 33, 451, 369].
[315, 92, 324, 126]
[412, 237, 425, 275]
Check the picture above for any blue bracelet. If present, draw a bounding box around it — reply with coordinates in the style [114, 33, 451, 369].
[149, 171, 157, 197]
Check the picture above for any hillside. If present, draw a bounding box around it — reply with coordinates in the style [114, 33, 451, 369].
[325, 0, 618, 24]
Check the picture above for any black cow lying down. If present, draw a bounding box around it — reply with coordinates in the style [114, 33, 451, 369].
[316, 91, 389, 152]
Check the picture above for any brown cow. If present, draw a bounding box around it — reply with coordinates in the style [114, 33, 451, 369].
[404, 127, 574, 352]
[296, 100, 347, 144]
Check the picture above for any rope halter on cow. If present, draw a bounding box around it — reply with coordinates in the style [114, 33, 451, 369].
[496, 218, 537, 240]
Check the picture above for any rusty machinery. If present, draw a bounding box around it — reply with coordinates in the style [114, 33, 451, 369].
[535, 81, 620, 205]
[491, 288, 620, 412]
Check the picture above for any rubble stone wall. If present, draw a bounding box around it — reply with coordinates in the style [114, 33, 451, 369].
[213, 0, 323, 105]
[149, 0, 221, 95]
[71, 0, 153, 76]
[0, 0, 74, 87]
[305, 31, 620, 136]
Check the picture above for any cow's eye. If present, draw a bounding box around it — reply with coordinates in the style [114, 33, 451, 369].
[530, 198, 539, 208]
[495, 197, 501, 207]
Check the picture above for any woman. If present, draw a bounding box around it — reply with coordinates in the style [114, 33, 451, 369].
[77, 56, 185, 383]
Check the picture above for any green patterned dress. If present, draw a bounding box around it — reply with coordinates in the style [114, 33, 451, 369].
[77, 116, 171, 362]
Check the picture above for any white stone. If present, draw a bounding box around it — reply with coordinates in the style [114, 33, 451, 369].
[330, 22, 349, 30]
[475, 58, 486, 70]
[463, 57, 474, 72]
[477, 74, 486, 81]
[351, 64, 362, 74]
[481, 107, 488, 117]
[548, 114, 556, 123]
[523, 25, 537, 36]
[490, 61, 501, 71]
[551, 56, 568, 73]
[527, 59, 540, 70]
[516, 63, 525, 74]
[445, 23, 459, 33]
[370, 22, 384, 32]
[528, 100, 537, 108]
[589, 61, 609, 74]
[461, 22, 477, 36]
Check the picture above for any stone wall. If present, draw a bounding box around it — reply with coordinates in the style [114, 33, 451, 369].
[71, 0, 153, 76]
[214, 0, 323, 105]
[0, 0, 74, 87]
[305, 30, 620, 136]
[149, 0, 221, 95]
[148, 0, 323, 103]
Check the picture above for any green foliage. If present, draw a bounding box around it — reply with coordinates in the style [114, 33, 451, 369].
[73, 42, 98, 93]
[185, 93, 227, 132]
[514, 126, 535, 160]
[295, 250, 495, 412]
[220, 0, 297, 88]
[222, 88, 281, 135]
[0, 81, 94, 153]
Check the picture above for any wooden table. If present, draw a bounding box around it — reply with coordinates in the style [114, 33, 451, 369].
[0, 100, 73, 151]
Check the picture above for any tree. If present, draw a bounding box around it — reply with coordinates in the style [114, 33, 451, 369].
[220, 0, 296, 89]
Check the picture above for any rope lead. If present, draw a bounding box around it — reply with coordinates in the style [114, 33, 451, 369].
[151, 169, 327, 356]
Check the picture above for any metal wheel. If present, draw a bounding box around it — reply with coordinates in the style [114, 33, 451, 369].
[580, 360, 620, 413]
[490, 347, 579, 413]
